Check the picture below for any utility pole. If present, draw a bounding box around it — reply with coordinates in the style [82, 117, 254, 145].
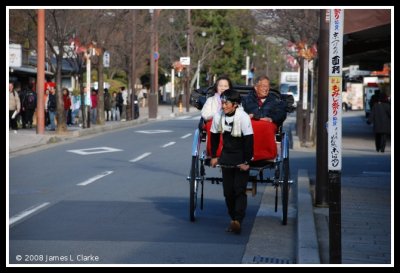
[316, 9, 329, 207]
[148, 9, 158, 118]
[171, 67, 175, 113]
[131, 10, 137, 119]
[185, 9, 192, 112]
[155, 9, 160, 107]
[85, 49, 92, 128]
[36, 9, 45, 134]
[327, 9, 344, 264]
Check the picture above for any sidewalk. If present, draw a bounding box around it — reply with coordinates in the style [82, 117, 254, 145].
[242, 111, 392, 265]
[8, 104, 199, 156]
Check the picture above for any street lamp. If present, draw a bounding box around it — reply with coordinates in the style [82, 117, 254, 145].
[84, 41, 99, 128]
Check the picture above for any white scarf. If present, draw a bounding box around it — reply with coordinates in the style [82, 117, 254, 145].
[217, 107, 244, 137]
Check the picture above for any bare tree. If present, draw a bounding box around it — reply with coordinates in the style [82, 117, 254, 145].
[253, 9, 319, 65]
[83, 9, 131, 124]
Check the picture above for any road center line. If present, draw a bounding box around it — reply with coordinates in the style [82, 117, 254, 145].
[77, 171, 114, 186]
[10, 202, 50, 225]
[129, 152, 151, 162]
[181, 133, 192, 139]
[162, 142, 176, 148]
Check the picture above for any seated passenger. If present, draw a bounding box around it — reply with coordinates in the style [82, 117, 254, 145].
[201, 76, 232, 157]
[201, 76, 233, 121]
[242, 76, 287, 126]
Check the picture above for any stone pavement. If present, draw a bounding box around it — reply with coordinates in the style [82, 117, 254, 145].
[8, 107, 392, 265]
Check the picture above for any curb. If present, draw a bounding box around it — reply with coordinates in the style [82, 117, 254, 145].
[296, 169, 320, 264]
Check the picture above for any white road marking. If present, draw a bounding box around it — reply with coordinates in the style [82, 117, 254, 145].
[67, 147, 122, 155]
[176, 116, 191, 120]
[162, 142, 176, 148]
[135, 130, 172, 134]
[362, 171, 390, 176]
[129, 152, 152, 162]
[77, 171, 114, 186]
[181, 133, 192, 139]
[10, 202, 50, 225]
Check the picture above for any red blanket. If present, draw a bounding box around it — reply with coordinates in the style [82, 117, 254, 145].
[251, 119, 277, 161]
[204, 119, 277, 161]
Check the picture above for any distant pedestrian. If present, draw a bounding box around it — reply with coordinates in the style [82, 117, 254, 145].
[116, 89, 124, 119]
[369, 89, 380, 111]
[71, 91, 81, 125]
[90, 90, 98, 124]
[368, 93, 390, 152]
[111, 91, 120, 121]
[45, 86, 57, 131]
[104, 88, 111, 121]
[44, 88, 50, 126]
[21, 82, 37, 129]
[120, 86, 128, 121]
[9, 82, 21, 132]
[63, 88, 72, 126]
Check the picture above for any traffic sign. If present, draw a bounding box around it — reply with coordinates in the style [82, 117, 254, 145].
[180, 57, 190, 65]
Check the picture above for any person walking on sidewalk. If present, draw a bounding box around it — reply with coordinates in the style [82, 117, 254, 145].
[9, 82, 21, 132]
[210, 89, 254, 234]
[368, 93, 391, 152]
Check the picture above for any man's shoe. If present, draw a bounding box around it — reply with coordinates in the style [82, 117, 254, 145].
[225, 220, 241, 234]
[231, 220, 241, 234]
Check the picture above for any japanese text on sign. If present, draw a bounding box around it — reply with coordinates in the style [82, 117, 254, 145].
[328, 9, 343, 171]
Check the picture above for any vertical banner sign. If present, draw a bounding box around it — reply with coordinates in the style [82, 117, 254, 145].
[85, 55, 92, 106]
[171, 68, 175, 98]
[309, 60, 314, 111]
[103, 51, 110, 68]
[302, 59, 309, 110]
[328, 9, 344, 171]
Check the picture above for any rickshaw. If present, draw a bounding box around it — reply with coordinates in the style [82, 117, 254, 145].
[188, 86, 295, 225]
